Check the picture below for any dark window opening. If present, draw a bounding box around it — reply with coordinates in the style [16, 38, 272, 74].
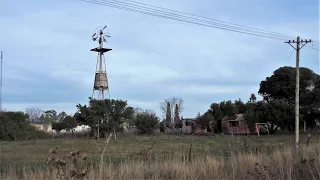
[229, 121, 239, 127]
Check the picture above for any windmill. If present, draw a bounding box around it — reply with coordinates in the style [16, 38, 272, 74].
[90, 26, 112, 100]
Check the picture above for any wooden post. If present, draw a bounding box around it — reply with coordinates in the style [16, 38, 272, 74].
[285, 37, 312, 150]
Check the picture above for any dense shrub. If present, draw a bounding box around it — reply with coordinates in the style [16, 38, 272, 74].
[52, 115, 78, 133]
[135, 110, 159, 134]
[0, 111, 46, 141]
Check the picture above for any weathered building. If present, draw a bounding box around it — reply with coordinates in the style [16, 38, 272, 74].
[221, 114, 250, 135]
[180, 118, 195, 134]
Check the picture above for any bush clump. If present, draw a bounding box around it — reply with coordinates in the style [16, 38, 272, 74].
[135, 110, 159, 134]
[0, 111, 46, 141]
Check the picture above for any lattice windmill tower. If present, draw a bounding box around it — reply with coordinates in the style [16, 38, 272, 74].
[90, 26, 112, 100]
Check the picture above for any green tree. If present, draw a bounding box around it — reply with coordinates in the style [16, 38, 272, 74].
[0, 111, 45, 141]
[75, 98, 134, 139]
[74, 104, 92, 126]
[51, 115, 77, 133]
[258, 66, 319, 131]
[219, 100, 235, 116]
[249, 93, 257, 103]
[207, 103, 224, 132]
[208, 103, 223, 120]
[259, 66, 317, 103]
[255, 99, 294, 134]
[62, 115, 78, 131]
[244, 102, 260, 133]
[234, 98, 247, 114]
[304, 109, 320, 132]
[245, 92, 260, 132]
[129, 107, 143, 128]
[52, 122, 66, 133]
[135, 110, 159, 134]
[301, 76, 320, 132]
[196, 112, 214, 130]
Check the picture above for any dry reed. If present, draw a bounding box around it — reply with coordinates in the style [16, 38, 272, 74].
[2, 138, 320, 180]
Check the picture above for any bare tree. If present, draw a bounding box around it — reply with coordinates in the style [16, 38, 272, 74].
[160, 96, 184, 122]
[25, 108, 43, 123]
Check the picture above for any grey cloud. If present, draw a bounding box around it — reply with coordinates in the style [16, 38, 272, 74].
[0, 0, 318, 117]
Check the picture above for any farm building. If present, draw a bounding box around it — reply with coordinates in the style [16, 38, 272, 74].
[221, 113, 250, 135]
[73, 124, 91, 132]
[180, 117, 206, 134]
[180, 118, 196, 134]
[30, 123, 53, 133]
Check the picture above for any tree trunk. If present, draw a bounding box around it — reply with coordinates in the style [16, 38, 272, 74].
[113, 128, 117, 140]
[267, 123, 277, 134]
[306, 128, 314, 145]
[92, 128, 98, 139]
[97, 124, 100, 140]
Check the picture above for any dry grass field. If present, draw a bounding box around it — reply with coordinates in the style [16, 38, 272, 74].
[1, 134, 320, 180]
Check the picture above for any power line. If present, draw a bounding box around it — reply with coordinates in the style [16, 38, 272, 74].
[115, 0, 292, 38]
[111, 0, 291, 39]
[307, 46, 320, 51]
[79, 0, 291, 40]
[83, 0, 290, 40]
[287, 49, 295, 61]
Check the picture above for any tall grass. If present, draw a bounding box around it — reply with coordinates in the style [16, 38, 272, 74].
[1, 135, 320, 179]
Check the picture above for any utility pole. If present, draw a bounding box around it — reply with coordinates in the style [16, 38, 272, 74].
[0, 51, 2, 112]
[285, 36, 312, 150]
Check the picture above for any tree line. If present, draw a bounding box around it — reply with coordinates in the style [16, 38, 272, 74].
[0, 100, 160, 141]
[196, 66, 320, 134]
[0, 66, 319, 141]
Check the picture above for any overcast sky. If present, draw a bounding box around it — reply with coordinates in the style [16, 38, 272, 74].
[0, 0, 319, 118]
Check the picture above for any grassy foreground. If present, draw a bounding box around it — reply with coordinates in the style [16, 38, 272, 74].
[0, 134, 320, 179]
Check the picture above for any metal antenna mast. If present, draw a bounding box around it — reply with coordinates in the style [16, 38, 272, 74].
[0, 51, 3, 112]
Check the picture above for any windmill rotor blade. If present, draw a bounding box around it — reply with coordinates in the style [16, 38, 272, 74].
[92, 33, 96, 37]
[102, 26, 107, 30]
